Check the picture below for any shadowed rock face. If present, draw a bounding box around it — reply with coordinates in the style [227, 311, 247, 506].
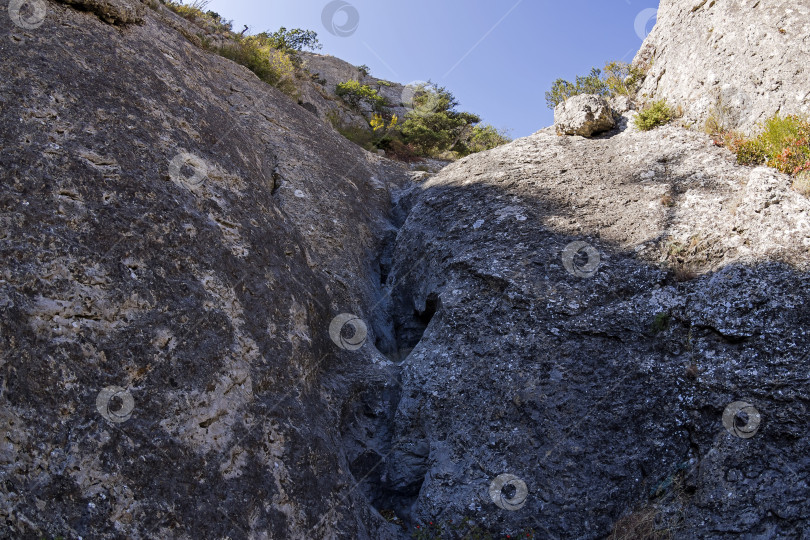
[385, 122, 810, 537]
[2, 0, 810, 539]
[634, 0, 810, 135]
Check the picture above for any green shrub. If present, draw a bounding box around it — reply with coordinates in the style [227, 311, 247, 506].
[399, 84, 510, 158]
[546, 68, 607, 109]
[733, 137, 768, 166]
[458, 124, 511, 155]
[336, 80, 387, 111]
[720, 115, 810, 174]
[545, 61, 646, 109]
[400, 83, 487, 156]
[357, 64, 370, 77]
[602, 61, 646, 97]
[757, 115, 810, 174]
[651, 312, 671, 334]
[165, 1, 233, 32]
[264, 27, 321, 54]
[331, 81, 509, 161]
[634, 100, 674, 131]
[163, 4, 321, 99]
[217, 34, 298, 97]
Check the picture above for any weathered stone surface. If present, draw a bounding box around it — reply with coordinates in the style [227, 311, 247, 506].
[0, 3, 411, 539]
[55, 0, 145, 25]
[608, 94, 635, 114]
[384, 119, 810, 537]
[554, 94, 616, 137]
[634, 0, 810, 135]
[3, 0, 810, 538]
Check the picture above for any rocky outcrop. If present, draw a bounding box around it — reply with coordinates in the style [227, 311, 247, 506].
[55, 0, 145, 25]
[0, 2, 411, 538]
[385, 116, 810, 538]
[554, 94, 616, 137]
[634, 0, 810, 134]
[299, 52, 412, 130]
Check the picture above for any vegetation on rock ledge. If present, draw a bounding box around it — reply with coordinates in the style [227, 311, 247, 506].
[634, 100, 675, 131]
[162, 1, 321, 98]
[710, 114, 810, 179]
[334, 81, 511, 160]
[545, 61, 646, 109]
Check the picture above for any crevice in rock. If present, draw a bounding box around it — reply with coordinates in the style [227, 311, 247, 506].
[337, 175, 433, 537]
[371, 181, 424, 361]
[396, 291, 439, 357]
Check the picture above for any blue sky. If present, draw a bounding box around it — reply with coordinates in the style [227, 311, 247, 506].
[205, 0, 659, 139]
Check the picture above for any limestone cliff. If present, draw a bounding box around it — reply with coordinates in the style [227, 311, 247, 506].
[634, 0, 810, 134]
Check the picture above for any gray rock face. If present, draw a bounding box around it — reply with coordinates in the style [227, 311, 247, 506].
[55, 0, 145, 25]
[384, 119, 810, 538]
[3, 0, 810, 538]
[634, 0, 810, 135]
[0, 3, 410, 539]
[554, 94, 616, 137]
[608, 95, 635, 114]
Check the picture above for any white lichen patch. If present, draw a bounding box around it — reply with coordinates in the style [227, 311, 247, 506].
[27, 265, 151, 342]
[158, 271, 260, 455]
[208, 212, 250, 258]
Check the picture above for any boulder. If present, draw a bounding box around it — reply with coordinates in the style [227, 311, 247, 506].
[554, 94, 616, 137]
